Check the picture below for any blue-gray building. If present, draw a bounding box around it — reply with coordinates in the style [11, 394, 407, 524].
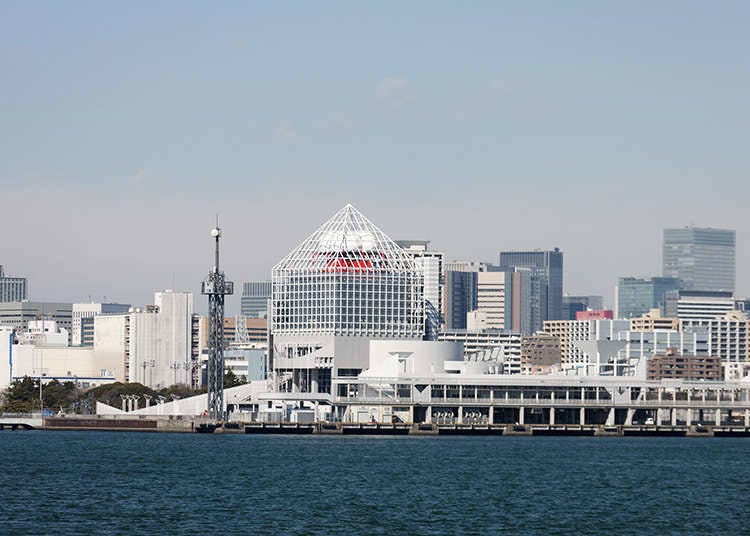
[616, 277, 681, 319]
[663, 227, 735, 293]
[444, 270, 478, 330]
[562, 295, 604, 320]
[241, 281, 271, 318]
[499, 249, 564, 329]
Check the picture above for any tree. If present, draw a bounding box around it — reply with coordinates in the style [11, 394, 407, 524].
[223, 370, 246, 388]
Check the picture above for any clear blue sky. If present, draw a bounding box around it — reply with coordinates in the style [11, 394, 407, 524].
[1, 1, 749, 311]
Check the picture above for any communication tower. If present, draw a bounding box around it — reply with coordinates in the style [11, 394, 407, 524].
[201, 224, 234, 419]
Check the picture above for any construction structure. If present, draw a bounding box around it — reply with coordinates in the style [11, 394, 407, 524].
[201, 225, 234, 419]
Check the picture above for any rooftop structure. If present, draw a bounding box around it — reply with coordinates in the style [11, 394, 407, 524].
[272, 204, 424, 339]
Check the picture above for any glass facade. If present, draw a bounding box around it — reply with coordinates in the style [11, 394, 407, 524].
[499, 249, 564, 330]
[616, 277, 681, 319]
[272, 205, 424, 339]
[663, 227, 735, 293]
[241, 281, 271, 318]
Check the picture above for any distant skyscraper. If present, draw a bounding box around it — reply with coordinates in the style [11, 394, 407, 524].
[616, 277, 681, 319]
[444, 270, 478, 330]
[663, 227, 735, 293]
[0, 265, 27, 303]
[499, 249, 564, 330]
[241, 281, 272, 318]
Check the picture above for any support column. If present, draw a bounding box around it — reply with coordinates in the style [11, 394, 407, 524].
[625, 408, 634, 426]
[715, 408, 721, 426]
[685, 408, 692, 426]
[426, 406, 432, 424]
[579, 407, 585, 425]
[519, 406, 525, 425]
[488, 407, 494, 425]
[745, 408, 750, 427]
[550, 407, 555, 425]
[408, 406, 414, 424]
[606, 408, 615, 426]
[671, 408, 677, 426]
[457, 406, 463, 425]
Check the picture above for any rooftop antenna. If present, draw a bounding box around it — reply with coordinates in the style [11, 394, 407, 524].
[201, 216, 234, 420]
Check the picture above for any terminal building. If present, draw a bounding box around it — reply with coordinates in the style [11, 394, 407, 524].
[96, 207, 750, 428]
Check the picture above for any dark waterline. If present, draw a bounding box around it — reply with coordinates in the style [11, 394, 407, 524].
[2, 431, 748, 535]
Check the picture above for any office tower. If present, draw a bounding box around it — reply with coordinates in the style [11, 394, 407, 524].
[663, 227, 735, 293]
[72, 302, 131, 346]
[397, 240, 444, 339]
[241, 281, 272, 318]
[0, 265, 27, 303]
[616, 277, 681, 319]
[475, 270, 506, 329]
[499, 249, 563, 329]
[444, 270, 478, 330]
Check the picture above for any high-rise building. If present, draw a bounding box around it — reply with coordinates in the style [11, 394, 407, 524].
[396, 240, 444, 339]
[499, 249, 563, 328]
[270, 204, 425, 394]
[95, 291, 194, 388]
[72, 302, 131, 346]
[241, 281, 272, 318]
[616, 277, 681, 319]
[0, 265, 27, 303]
[663, 227, 735, 293]
[475, 270, 506, 330]
[444, 270, 478, 330]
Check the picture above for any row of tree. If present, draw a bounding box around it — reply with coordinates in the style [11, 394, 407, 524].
[0, 371, 246, 414]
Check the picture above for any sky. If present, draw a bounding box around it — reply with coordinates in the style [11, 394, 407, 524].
[1, 1, 749, 313]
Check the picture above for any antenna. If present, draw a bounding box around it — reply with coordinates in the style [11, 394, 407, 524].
[201, 220, 234, 421]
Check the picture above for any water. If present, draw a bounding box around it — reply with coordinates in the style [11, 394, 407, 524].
[1, 432, 748, 535]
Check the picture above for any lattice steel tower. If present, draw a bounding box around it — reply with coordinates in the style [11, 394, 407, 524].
[201, 225, 234, 420]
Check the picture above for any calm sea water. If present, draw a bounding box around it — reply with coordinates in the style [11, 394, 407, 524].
[1, 431, 748, 535]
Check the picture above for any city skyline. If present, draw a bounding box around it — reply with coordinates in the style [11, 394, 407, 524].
[2, 2, 748, 309]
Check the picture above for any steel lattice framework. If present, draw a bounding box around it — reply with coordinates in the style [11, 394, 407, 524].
[272, 204, 424, 338]
[201, 227, 234, 420]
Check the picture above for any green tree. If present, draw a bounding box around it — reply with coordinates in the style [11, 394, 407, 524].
[223, 370, 246, 388]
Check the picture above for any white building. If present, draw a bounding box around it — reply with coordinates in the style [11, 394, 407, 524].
[0, 327, 118, 389]
[681, 311, 750, 364]
[676, 293, 736, 321]
[270, 204, 460, 396]
[90, 291, 194, 388]
[544, 319, 709, 376]
[396, 240, 444, 338]
[129, 291, 193, 388]
[72, 302, 130, 346]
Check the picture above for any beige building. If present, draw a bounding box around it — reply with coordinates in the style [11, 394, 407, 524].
[630, 309, 681, 331]
[476, 271, 505, 329]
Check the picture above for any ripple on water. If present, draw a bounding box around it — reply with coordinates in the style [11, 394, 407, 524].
[1, 433, 749, 535]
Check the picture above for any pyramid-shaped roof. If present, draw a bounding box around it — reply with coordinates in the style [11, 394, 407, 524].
[274, 204, 417, 273]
